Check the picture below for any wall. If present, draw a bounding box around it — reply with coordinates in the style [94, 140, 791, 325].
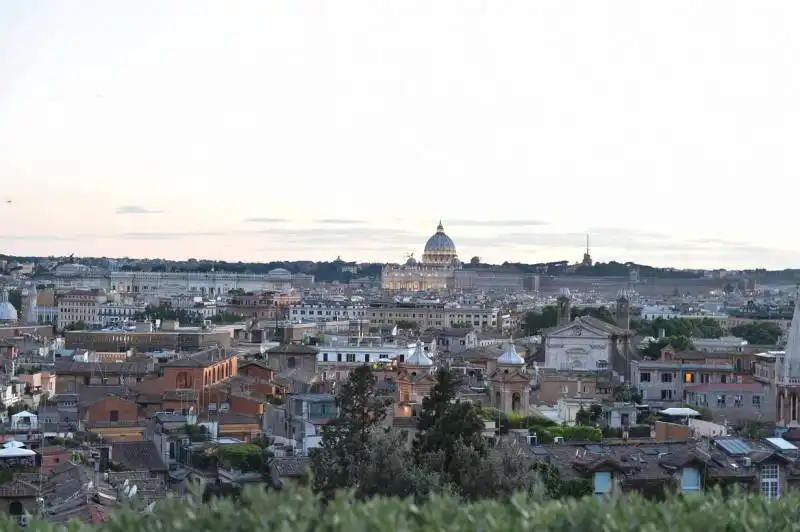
[86, 396, 139, 424]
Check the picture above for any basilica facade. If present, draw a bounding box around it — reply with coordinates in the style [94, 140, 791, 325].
[382, 221, 462, 292]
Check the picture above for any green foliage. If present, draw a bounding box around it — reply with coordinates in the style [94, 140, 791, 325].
[16, 481, 800, 531]
[574, 407, 592, 426]
[63, 320, 88, 332]
[731, 322, 782, 345]
[7, 289, 22, 315]
[641, 335, 694, 359]
[215, 443, 268, 471]
[534, 425, 602, 443]
[310, 365, 391, 499]
[633, 316, 724, 339]
[394, 319, 419, 331]
[524, 306, 618, 335]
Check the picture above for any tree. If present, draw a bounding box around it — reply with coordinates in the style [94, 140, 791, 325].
[63, 320, 88, 332]
[523, 307, 559, 335]
[469, 256, 481, 265]
[7, 289, 22, 316]
[574, 407, 592, 426]
[641, 335, 694, 359]
[571, 306, 616, 326]
[416, 368, 458, 433]
[731, 323, 782, 345]
[395, 319, 418, 331]
[310, 365, 390, 499]
[356, 430, 443, 501]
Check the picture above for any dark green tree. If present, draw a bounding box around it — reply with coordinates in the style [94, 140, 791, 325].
[310, 365, 390, 500]
[524, 307, 559, 334]
[7, 289, 22, 316]
[731, 323, 782, 345]
[574, 407, 592, 426]
[416, 368, 459, 433]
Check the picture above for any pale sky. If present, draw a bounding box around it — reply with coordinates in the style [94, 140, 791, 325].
[1, 1, 798, 269]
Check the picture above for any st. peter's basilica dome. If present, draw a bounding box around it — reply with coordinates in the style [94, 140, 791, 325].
[422, 221, 458, 265]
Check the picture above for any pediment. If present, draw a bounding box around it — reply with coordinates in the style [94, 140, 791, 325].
[546, 321, 611, 339]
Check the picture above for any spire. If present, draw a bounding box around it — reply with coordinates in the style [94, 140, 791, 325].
[780, 291, 800, 383]
[586, 234, 590, 255]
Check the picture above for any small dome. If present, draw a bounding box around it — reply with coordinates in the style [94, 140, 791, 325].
[0, 290, 17, 322]
[497, 341, 525, 365]
[267, 268, 292, 278]
[405, 341, 433, 367]
[405, 255, 418, 267]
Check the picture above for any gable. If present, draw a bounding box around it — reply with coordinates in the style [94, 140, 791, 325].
[546, 320, 611, 339]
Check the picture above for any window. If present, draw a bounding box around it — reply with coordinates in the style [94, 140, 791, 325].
[365, 355, 370, 363]
[661, 389, 674, 400]
[684, 372, 695, 383]
[760, 464, 780, 500]
[716, 395, 726, 407]
[640, 372, 651, 382]
[753, 395, 761, 408]
[661, 373, 673, 383]
[734, 395, 743, 408]
[346, 354, 356, 363]
[322, 353, 328, 362]
[700, 373, 711, 384]
[681, 468, 701, 492]
[287, 357, 296, 369]
[109, 410, 119, 422]
[593, 472, 611, 497]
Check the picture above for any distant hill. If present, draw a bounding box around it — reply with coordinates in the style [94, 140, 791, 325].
[3, 253, 798, 284]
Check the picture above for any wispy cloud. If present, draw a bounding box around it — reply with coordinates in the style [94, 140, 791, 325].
[314, 219, 366, 224]
[116, 205, 163, 215]
[446, 219, 549, 227]
[242, 217, 288, 223]
[0, 234, 76, 242]
[119, 231, 227, 240]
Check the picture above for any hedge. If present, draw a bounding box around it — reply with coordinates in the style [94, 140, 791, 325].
[11, 483, 800, 531]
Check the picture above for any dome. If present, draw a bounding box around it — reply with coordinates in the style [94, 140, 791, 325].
[422, 221, 458, 265]
[405, 341, 433, 367]
[267, 268, 292, 278]
[405, 255, 418, 267]
[497, 340, 525, 365]
[0, 290, 17, 322]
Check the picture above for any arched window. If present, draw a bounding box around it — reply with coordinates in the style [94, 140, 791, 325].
[512, 392, 521, 412]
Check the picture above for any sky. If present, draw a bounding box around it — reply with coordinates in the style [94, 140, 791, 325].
[1, 1, 799, 269]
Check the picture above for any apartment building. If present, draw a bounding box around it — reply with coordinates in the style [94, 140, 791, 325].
[631, 347, 774, 422]
[97, 299, 147, 327]
[289, 301, 368, 323]
[56, 289, 108, 330]
[64, 328, 232, 351]
[365, 301, 499, 330]
[228, 291, 299, 321]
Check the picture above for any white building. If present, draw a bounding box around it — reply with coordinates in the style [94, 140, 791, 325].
[56, 290, 108, 330]
[316, 340, 421, 365]
[97, 299, 147, 327]
[290, 301, 368, 323]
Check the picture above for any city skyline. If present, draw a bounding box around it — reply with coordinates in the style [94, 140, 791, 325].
[2, 2, 799, 269]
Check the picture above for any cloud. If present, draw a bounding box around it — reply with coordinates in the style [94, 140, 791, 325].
[119, 231, 227, 240]
[116, 205, 162, 215]
[0, 234, 76, 242]
[446, 219, 549, 227]
[313, 219, 366, 224]
[242, 217, 288, 223]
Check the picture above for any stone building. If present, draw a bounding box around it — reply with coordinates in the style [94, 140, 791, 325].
[382, 221, 461, 292]
[488, 341, 531, 414]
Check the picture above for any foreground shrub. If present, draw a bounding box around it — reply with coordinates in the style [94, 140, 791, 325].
[6, 483, 800, 531]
